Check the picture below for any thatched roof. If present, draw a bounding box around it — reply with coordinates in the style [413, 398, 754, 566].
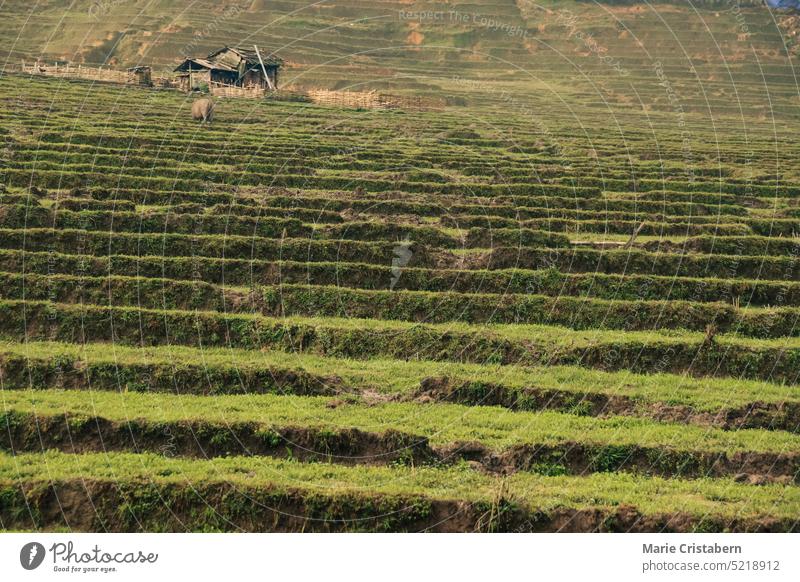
[208, 46, 283, 67]
[174, 46, 283, 73]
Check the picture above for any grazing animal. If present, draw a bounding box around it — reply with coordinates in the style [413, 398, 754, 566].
[191, 98, 215, 122]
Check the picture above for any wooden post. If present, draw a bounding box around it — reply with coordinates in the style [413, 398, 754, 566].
[624, 221, 647, 249]
[254, 45, 275, 91]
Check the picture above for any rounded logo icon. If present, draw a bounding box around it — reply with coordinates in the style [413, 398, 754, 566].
[20, 542, 46, 570]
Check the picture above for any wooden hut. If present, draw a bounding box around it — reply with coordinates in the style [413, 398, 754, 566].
[174, 47, 282, 92]
[127, 66, 153, 86]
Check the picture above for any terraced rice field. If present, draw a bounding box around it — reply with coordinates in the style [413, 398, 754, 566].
[0, 68, 799, 532]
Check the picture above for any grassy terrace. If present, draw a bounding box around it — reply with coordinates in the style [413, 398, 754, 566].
[2, 451, 799, 531]
[5, 270, 800, 338]
[3, 391, 800, 453]
[4, 248, 800, 306]
[1, 389, 799, 470]
[5, 297, 800, 349]
[2, 2, 800, 528]
[3, 231, 799, 282]
[3, 340, 797, 412]
[3, 298, 800, 387]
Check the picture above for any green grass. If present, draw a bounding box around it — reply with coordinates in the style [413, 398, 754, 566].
[2, 388, 798, 454]
[3, 340, 798, 411]
[5, 299, 800, 386]
[2, 17, 800, 531]
[2, 450, 799, 521]
[8, 270, 800, 337]
[8, 295, 800, 352]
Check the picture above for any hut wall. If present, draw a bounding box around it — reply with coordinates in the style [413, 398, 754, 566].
[131, 68, 152, 86]
[241, 69, 264, 88]
[188, 69, 211, 90]
[177, 75, 190, 92]
[210, 70, 238, 85]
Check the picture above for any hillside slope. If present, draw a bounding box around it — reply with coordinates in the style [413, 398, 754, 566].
[1, 1, 798, 110]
